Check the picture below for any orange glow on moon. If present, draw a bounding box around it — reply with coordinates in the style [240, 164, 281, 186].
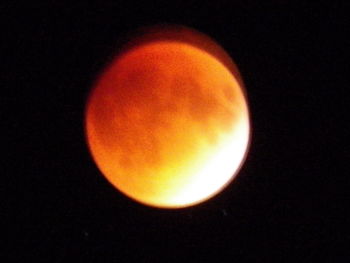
[85, 26, 250, 208]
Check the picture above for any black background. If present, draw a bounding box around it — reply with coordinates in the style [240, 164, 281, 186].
[2, 1, 348, 262]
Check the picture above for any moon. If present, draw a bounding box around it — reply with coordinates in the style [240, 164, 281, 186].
[85, 26, 250, 208]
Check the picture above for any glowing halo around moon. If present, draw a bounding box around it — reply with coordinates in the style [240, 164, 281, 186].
[85, 26, 251, 208]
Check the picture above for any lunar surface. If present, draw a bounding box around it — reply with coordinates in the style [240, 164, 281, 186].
[85, 26, 250, 208]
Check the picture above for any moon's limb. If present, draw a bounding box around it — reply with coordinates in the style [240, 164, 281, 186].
[85, 28, 250, 208]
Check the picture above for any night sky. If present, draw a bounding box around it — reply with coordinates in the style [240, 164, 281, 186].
[3, 1, 348, 262]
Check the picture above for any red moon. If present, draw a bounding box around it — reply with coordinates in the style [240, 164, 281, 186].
[85, 26, 250, 208]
